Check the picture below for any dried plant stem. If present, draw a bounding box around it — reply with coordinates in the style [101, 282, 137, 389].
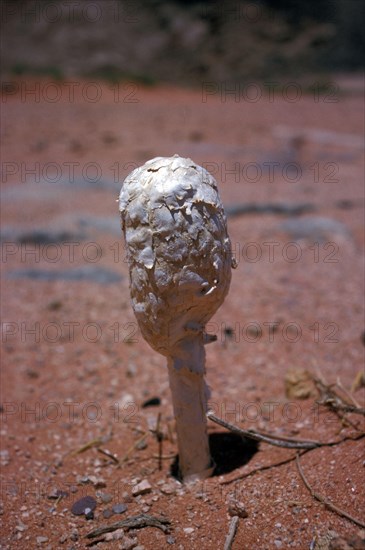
[296, 454, 365, 529]
[207, 411, 321, 449]
[85, 513, 171, 540]
[224, 516, 239, 550]
[336, 377, 361, 409]
[97, 448, 119, 465]
[70, 437, 104, 456]
[314, 374, 365, 416]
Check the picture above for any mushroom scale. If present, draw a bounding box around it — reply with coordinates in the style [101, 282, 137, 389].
[119, 154, 232, 360]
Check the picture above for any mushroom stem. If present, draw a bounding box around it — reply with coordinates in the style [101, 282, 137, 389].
[167, 337, 213, 482]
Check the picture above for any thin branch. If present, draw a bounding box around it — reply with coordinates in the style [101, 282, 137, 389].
[314, 375, 365, 417]
[336, 377, 361, 409]
[97, 448, 119, 465]
[224, 516, 239, 550]
[296, 454, 365, 529]
[69, 437, 104, 456]
[321, 401, 365, 416]
[85, 514, 171, 540]
[207, 411, 321, 449]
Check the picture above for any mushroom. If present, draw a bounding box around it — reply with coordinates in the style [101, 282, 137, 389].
[119, 154, 233, 482]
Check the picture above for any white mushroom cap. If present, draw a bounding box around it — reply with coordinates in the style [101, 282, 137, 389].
[119, 155, 232, 361]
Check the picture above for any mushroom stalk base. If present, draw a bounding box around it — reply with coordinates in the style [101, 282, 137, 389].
[167, 352, 213, 483]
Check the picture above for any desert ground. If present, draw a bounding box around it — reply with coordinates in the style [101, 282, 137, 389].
[1, 76, 364, 549]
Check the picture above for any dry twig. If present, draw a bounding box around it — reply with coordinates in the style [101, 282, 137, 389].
[97, 447, 119, 465]
[224, 516, 239, 550]
[336, 377, 361, 409]
[85, 513, 171, 539]
[69, 437, 104, 456]
[207, 411, 321, 449]
[314, 375, 365, 417]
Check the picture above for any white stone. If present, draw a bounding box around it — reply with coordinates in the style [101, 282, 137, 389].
[132, 479, 152, 496]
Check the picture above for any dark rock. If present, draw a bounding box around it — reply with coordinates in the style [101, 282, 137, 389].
[84, 509, 94, 520]
[102, 509, 113, 519]
[112, 503, 128, 515]
[71, 496, 97, 516]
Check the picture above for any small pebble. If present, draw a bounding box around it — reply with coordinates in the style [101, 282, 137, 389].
[160, 483, 176, 495]
[123, 491, 133, 503]
[71, 496, 97, 516]
[84, 508, 94, 520]
[70, 529, 79, 541]
[103, 509, 113, 519]
[120, 536, 138, 550]
[126, 362, 137, 377]
[136, 439, 148, 450]
[105, 528, 125, 541]
[99, 492, 113, 504]
[183, 528, 195, 535]
[36, 536, 49, 544]
[228, 500, 248, 519]
[132, 480, 152, 496]
[112, 503, 128, 514]
[87, 475, 106, 488]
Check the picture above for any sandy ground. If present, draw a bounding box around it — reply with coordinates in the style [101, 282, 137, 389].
[1, 77, 364, 549]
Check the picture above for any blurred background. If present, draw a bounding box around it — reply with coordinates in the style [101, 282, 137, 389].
[1, 0, 364, 84]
